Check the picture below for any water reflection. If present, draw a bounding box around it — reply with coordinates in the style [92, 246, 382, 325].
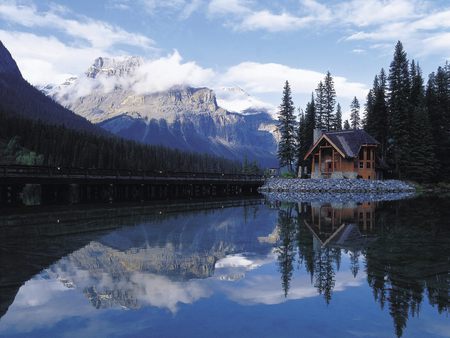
[273, 198, 449, 337]
[0, 197, 448, 338]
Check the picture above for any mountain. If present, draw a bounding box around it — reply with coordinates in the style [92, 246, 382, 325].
[0, 41, 102, 134]
[45, 57, 278, 167]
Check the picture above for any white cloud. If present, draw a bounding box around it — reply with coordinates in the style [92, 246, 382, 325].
[238, 10, 313, 32]
[336, 0, 423, 27]
[0, 2, 154, 50]
[205, 0, 450, 57]
[140, 0, 203, 18]
[208, 0, 251, 15]
[220, 61, 368, 100]
[132, 50, 215, 93]
[0, 30, 105, 84]
[0, 1, 155, 85]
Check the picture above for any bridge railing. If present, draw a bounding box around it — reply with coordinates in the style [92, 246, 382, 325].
[0, 165, 265, 181]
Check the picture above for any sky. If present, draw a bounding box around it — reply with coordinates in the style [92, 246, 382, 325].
[0, 0, 449, 118]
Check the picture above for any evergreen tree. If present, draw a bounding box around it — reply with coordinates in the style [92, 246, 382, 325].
[296, 109, 308, 176]
[364, 88, 375, 130]
[303, 94, 317, 172]
[343, 119, 350, 130]
[372, 68, 389, 159]
[388, 41, 411, 178]
[407, 61, 436, 181]
[315, 81, 326, 129]
[426, 66, 450, 180]
[323, 71, 336, 130]
[277, 81, 297, 172]
[350, 96, 361, 129]
[334, 103, 342, 130]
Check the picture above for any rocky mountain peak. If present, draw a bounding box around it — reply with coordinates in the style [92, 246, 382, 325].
[0, 41, 22, 77]
[86, 56, 143, 78]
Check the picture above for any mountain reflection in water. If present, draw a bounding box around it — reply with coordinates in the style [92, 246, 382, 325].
[0, 197, 448, 338]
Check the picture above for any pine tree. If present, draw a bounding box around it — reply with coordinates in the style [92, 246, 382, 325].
[303, 94, 316, 172]
[334, 103, 342, 130]
[323, 71, 336, 131]
[315, 81, 326, 129]
[277, 80, 297, 172]
[388, 41, 411, 178]
[364, 88, 375, 130]
[407, 61, 436, 181]
[343, 119, 350, 130]
[350, 96, 361, 129]
[296, 109, 306, 176]
[426, 65, 450, 180]
[373, 68, 389, 159]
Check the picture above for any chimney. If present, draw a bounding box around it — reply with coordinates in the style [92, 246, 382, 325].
[313, 128, 323, 143]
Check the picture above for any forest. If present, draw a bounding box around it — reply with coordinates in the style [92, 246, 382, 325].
[0, 110, 242, 173]
[278, 41, 450, 182]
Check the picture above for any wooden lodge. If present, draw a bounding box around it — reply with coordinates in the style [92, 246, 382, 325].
[304, 129, 381, 180]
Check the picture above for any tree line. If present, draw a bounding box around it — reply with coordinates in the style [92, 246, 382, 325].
[277, 41, 450, 181]
[274, 199, 448, 337]
[0, 110, 242, 173]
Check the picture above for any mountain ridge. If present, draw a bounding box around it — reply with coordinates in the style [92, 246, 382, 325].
[45, 56, 279, 167]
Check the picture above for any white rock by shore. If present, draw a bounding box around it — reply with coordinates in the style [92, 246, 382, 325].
[259, 178, 416, 193]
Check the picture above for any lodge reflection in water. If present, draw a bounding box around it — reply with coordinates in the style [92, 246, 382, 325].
[275, 199, 449, 337]
[0, 197, 448, 338]
[307, 201, 376, 246]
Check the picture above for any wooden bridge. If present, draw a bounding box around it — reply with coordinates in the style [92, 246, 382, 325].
[0, 165, 265, 206]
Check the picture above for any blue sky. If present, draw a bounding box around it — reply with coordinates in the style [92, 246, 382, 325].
[0, 0, 449, 117]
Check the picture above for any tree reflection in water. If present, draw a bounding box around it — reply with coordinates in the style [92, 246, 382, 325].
[274, 197, 449, 337]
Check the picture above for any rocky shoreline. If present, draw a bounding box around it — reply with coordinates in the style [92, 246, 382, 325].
[262, 191, 415, 204]
[259, 178, 416, 193]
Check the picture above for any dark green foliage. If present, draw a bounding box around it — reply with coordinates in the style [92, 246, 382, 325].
[0, 111, 241, 173]
[387, 41, 411, 179]
[296, 110, 309, 176]
[315, 73, 336, 131]
[277, 81, 297, 172]
[366, 69, 389, 158]
[324, 71, 336, 131]
[0, 73, 102, 134]
[297, 94, 317, 173]
[315, 81, 326, 129]
[343, 119, 350, 130]
[334, 103, 342, 130]
[406, 61, 436, 181]
[425, 65, 450, 181]
[350, 96, 361, 129]
[242, 154, 262, 174]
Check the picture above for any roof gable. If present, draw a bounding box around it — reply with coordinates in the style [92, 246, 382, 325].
[305, 129, 379, 160]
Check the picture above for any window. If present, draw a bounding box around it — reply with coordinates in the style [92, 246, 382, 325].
[359, 162, 364, 169]
[359, 150, 365, 160]
[367, 162, 371, 168]
[367, 149, 372, 160]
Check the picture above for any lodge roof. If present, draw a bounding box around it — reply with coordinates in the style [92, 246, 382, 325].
[305, 129, 379, 160]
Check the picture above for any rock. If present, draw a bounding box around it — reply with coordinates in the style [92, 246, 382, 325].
[259, 178, 416, 194]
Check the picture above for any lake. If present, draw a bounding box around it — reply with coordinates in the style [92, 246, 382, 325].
[0, 195, 448, 338]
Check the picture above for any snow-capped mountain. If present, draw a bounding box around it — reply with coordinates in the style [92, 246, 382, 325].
[215, 86, 275, 115]
[44, 56, 278, 167]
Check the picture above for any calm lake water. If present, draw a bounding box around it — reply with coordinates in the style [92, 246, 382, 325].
[0, 195, 448, 338]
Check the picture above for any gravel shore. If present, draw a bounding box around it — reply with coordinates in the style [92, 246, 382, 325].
[259, 178, 416, 193]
